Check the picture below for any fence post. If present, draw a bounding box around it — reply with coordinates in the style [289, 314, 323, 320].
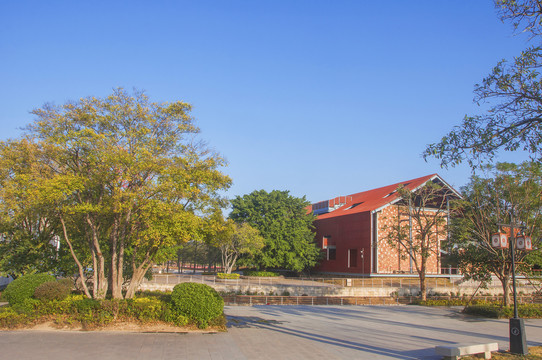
[312, 297, 314, 306]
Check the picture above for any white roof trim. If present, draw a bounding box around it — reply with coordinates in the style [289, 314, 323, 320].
[371, 174, 462, 214]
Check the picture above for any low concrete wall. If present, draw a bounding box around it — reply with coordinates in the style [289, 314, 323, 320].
[139, 281, 538, 297]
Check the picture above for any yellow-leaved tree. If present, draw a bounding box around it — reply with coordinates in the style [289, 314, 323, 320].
[0, 88, 231, 299]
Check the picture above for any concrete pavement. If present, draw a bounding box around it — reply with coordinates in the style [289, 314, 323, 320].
[1, 305, 542, 359]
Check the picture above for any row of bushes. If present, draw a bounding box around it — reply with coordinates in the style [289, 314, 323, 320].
[410, 299, 491, 307]
[0, 273, 225, 330]
[463, 304, 542, 318]
[216, 273, 240, 279]
[243, 270, 279, 277]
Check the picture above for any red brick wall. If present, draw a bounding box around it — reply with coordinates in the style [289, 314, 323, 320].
[377, 205, 445, 274]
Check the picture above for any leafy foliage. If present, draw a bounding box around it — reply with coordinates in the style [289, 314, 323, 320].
[381, 180, 457, 301]
[230, 190, 320, 272]
[0, 140, 76, 278]
[170, 282, 224, 329]
[0, 292, 225, 330]
[3, 273, 55, 306]
[33, 280, 72, 301]
[464, 303, 542, 318]
[216, 273, 240, 279]
[243, 270, 279, 277]
[0, 89, 231, 299]
[424, 1, 542, 168]
[449, 162, 542, 306]
[208, 216, 265, 274]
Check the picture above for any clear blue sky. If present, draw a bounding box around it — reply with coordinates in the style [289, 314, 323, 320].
[0, 1, 532, 204]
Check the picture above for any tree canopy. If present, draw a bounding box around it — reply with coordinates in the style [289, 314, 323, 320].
[0, 89, 231, 298]
[449, 162, 542, 305]
[229, 190, 321, 272]
[424, 0, 542, 168]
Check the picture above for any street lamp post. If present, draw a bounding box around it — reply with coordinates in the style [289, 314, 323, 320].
[496, 208, 528, 355]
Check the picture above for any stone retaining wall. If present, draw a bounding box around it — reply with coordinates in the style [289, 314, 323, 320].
[139, 281, 538, 297]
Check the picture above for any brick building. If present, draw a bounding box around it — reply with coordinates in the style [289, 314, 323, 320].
[311, 174, 460, 275]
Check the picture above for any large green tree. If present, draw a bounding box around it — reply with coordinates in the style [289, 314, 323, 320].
[0, 89, 231, 299]
[424, 1, 542, 168]
[229, 190, 321, 272]
[449, 162, 542, 306]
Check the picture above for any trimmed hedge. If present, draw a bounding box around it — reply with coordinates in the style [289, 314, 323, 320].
[410, 299, 489, 307]
[243, 270, 279, 277]
[3, 273, 55, 306]
[34, 280, 72, 301]
[217, 273, 240, 279]
[170, 282, 224, 329]
[464, 304, 542, 318]
[0, 293, 198, 330]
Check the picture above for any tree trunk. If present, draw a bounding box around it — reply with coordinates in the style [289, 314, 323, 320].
[176, 252, 181, 273]
[419, 257, 427, 301]
[109, 215, 123, 299]
[86, 214, 107, 299]
[59, 215, 92, 298]
[193, 242, 198, 274]
[125, 263, 152, 299]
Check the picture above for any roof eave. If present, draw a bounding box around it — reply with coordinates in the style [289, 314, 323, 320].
[370, 174, 462, 214]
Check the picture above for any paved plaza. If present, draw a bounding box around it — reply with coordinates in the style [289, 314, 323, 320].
[1, 305, 542, 359]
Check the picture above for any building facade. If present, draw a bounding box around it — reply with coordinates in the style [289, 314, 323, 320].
[311, 174, 460, 276]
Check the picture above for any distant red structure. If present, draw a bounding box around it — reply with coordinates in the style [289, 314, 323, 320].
[310, 174, 461, 276]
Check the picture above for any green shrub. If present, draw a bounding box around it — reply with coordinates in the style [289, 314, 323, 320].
[57, 278, 73, 290]
[11, 298, 40, 314]
[170, 282, 224, 329]
[243, 270, 279, 277]
[0, 307, 31, 328]
[217, 273, 240, 279]
[34, 280, 72, 301]
[3, 273, 55, 306]
[464, 304, 542, 318]
[127, 297, 167, 321]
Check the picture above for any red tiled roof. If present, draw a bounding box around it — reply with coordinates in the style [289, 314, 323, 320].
[312, 174, 455, 219]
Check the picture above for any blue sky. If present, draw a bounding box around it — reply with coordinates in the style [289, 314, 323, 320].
[0, 1, 532, 204]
